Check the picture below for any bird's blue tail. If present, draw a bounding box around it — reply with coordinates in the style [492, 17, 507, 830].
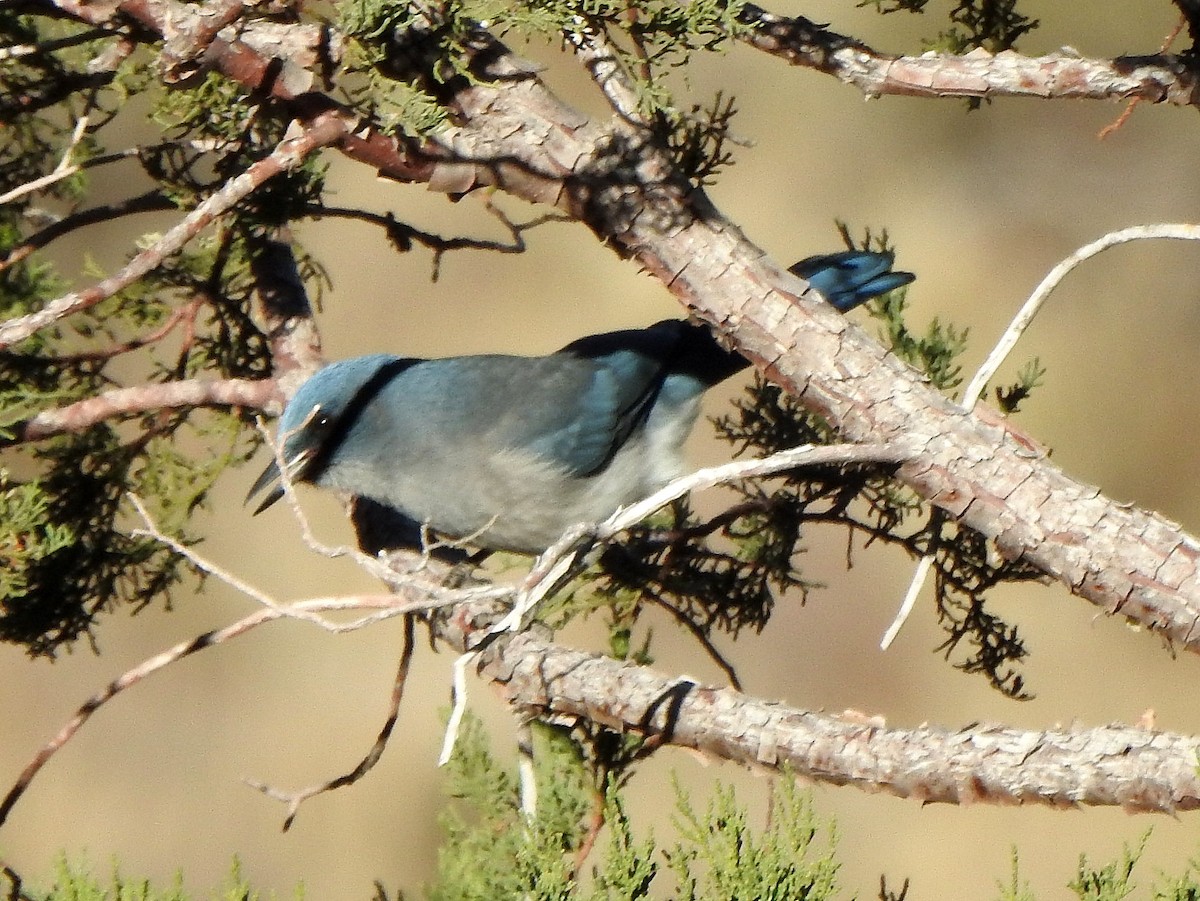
[789, 250, 914, 312]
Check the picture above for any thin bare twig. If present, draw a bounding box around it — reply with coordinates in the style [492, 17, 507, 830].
[963, 223, 1200, 408]
[564, 17, 650, 126]
[2, 191, 176, 273]
[129, 491, 314, 624]
[572, 787, 606, 872]
[0, 861, 36, 901]
[0, 110, 349, 350]
[304, 200, 569, 274]
[515, 719, 537, 819]
[247, 614, 418, 831]
[0, 594, 439, 830]
[645, 592, 743, 691]
[879, 554, 933, 650]
[881, 222, 1200, 649]
[0, 114, 89, 206]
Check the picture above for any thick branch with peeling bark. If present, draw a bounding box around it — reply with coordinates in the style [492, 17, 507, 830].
[508, 639, 1200, 812]
[417, 596, 1200, 814]
[8, 539, 1199, 826]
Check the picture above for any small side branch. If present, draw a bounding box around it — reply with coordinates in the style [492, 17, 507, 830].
[247, 614, 418, 831]
[0, 593, 439, 831]
[0, 114, 90, 207]
[0, 110, 349, 350]
[962, 223, 1200, 408]
[736, 3, 1200, 107]
[6, 377, 278, 446]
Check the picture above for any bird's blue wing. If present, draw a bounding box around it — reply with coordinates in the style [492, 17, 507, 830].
[521, 324, 683, 477]
[528, 320, 749, 477]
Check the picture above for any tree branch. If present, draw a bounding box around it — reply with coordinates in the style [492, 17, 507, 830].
[478, 626, 1200, 814]
[735, 3, 1200, 106]
[0, 109, 349, 350]
[30, 0, 1200, 650]
[245, 614, 417, 832]
[4, 377, 278, 445]
[2, 191, 177, 273]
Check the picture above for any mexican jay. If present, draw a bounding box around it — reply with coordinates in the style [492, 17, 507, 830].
[248, 250, 913, 553]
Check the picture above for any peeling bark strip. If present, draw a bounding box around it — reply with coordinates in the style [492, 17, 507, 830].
[490, 630, 1200, 813]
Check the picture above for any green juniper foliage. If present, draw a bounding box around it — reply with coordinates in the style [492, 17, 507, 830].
[0, 10, 327, 655]
[17, 808, 1200, 899]
[666, 776, 840, 901]
[21, 854, 293, 901]
[1069, 832, 1152, 901]
[421, 713, 841, 901]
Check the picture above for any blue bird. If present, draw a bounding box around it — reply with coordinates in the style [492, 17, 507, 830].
[248, 250, 913, 554]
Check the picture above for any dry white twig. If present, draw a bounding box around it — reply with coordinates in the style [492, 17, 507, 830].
[881, 222, 1200, 650]
[130, 492, 353, 630]
[0, 115, 89, 206]
[879, 554, 934, 650]
[516, 719, 538, 820]
[0, 594, 441, 830]
[962, 223, 1200, 407]
[438, 441, 906, 765]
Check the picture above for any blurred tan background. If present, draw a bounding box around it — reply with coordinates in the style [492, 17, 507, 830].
[6, 1, 1200, 897]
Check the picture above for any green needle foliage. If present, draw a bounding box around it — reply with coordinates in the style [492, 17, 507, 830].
[23, 855, 292, 901]
[420, 713, 841, 901]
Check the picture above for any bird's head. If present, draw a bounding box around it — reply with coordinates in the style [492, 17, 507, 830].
[246, 353, 406, 514]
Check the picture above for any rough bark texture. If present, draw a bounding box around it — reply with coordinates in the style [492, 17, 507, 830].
[508, 639, 1200, 811]
[430, 597, 1200, 813]
[736, 5, 1200, 105]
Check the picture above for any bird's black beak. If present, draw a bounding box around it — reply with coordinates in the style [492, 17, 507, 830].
[246, 447, 313, 514]
[246, 458, 286, 514]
